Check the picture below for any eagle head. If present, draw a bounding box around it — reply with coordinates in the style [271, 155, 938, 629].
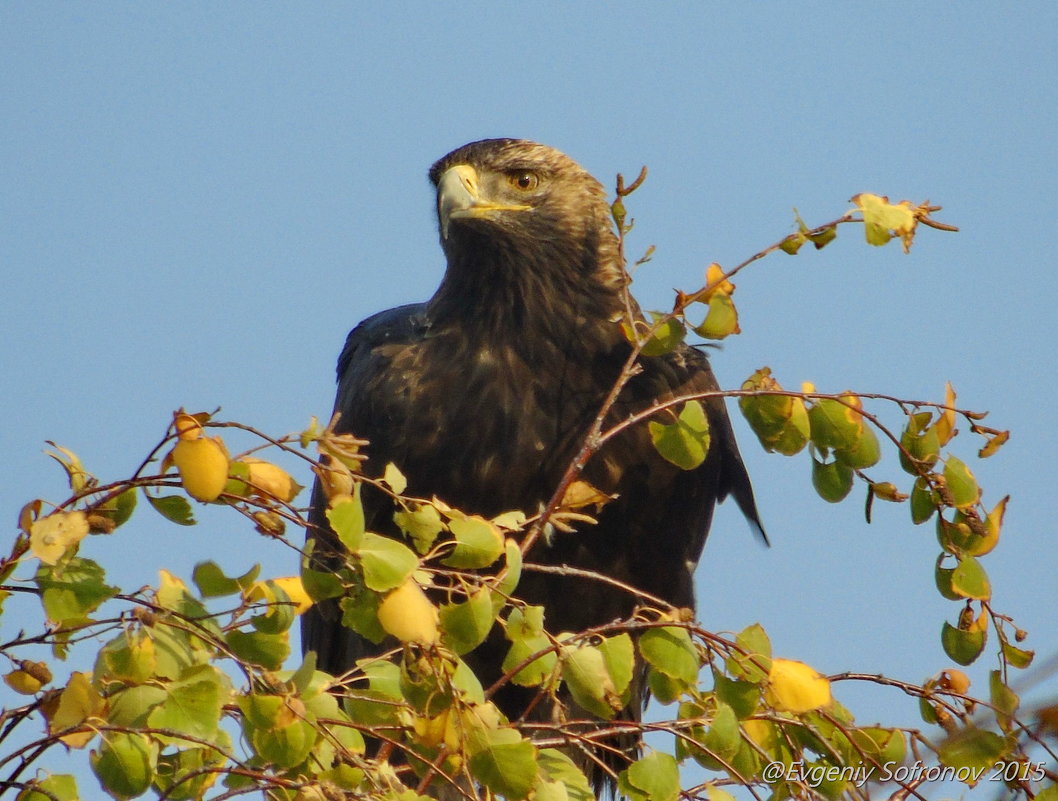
[426, 139, 626, 316]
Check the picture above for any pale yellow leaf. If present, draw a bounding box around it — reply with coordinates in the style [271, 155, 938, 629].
[766, 658, 832, 713]
[30, 511, 89, 565]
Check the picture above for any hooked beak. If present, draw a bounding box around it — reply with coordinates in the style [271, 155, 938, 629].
[437, 164, 531, 239]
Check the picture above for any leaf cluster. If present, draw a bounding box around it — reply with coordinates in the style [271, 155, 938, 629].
[1, 193, 1053, 801]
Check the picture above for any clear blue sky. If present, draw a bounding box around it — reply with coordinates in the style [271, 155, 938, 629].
[3, 3, 1056, 795]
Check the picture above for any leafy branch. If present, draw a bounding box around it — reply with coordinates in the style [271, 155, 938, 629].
[1, 184, 1052, 801]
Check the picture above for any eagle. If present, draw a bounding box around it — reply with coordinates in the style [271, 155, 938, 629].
[301, 138, 765, 788]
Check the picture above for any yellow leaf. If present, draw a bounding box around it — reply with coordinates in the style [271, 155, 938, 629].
[938, 669, 971, 694]
[766, 658, 832, 713]
[981, 496, 1008, 553]
[48, 672, 104, 747]
[852, 193, 918, 253]
[44, 443, 89, 492]
[157, 569, 191, 608]
[932, 382, 958, 446]
[703, 263, 735, 299]
[29, 511, 89, 565]
[695, 292, 740, 339]
[5, 669, 43, 695]
[243, 458, 303, 503]
[377, 579, 439, 645]
[978, 430, 1009, 459]
[560, 480, 616, 512]
[313, 456, 355, 500]
[801, 380, 816, 394]
[250, 576, 313, 615]
[172, 436, 230, 502]
[382, 462, 408, 495]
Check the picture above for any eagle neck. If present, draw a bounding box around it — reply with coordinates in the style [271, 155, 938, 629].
[427, 226, 626, 359]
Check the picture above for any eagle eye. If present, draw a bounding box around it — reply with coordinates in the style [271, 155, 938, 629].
[507, 170, 540, 192]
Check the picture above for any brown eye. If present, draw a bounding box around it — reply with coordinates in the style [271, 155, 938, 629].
[508, 171, 539, 191]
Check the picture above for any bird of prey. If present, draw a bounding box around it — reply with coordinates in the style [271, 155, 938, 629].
[301, 138, 764, 788]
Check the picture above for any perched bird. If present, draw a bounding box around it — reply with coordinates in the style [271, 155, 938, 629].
[302, 138, 764, 787]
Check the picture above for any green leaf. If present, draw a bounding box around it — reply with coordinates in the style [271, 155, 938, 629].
[503, 607, 557, 687]
[900, 412, 940, 473]
[648, 400, 711, 470]
[95, 487, 138, 529]
[439, 587, 494, 655]
[944, 455, 981, 508]
[936, 513, 975, 555]
[222, 458, 252, 497]
[738, 388, 810, 456]
[225, 629, 289, 670]
[561, 641, 622, 719]
[450, 658, 486, 705]
[327, 489, 365, 551]
[394, 503, 446, 554]
[704, 786, 739, 801]
[989, 669, 1019, 732]
[442, 516, 505, 569]
[468, 728, 538, 800]
[1036, 785, 1058, 801]
[647, 669, 685, 704]
[155, 572, 217, 634]
[685, 701, 741, 770]
[537, 750, 594, 801]
[357, 532, 419, 591]
[618, 751, 680, 801]
[951, 556, 991, 600]
[847, 726, 906, 768]
[779, 232, 806, 255]
[494, 538, 522, 610]
[634, 312, 686, 357]
[640, 626, 699, 687]
[712, 670, 759, 718]
[146, 665, 226, 744]
[248, 582, 297, 634]
[339, 588, 386, 644]
[299, 541, 344, 602]
[1002, 640, 1034, 669]
[90, 732, 157, 801]
[910, 477, 937, 524]
[808, 398, 862, 451]
[919, 695, 939, 725]
[694, 293, 740, 340]
[237, 695, 318, 770]
[95, 629, 157, 685]
[106, 685, 167, 727]
[342, 659, 403, 727]
[809, 224, 838, 249]
[286, 651, 318, 696]
[941, 620, 987, 666]
[770, 398, 811, 456]
[811, 457, 854, 503]
[192, 560, 260, 597]
[35, 557, 119, 627]
[599, 633, 635, 699]
[726, 623, 771, 683]
[834, 424, 880, 469]
[149, 623, 210, 681]
[153, 739, 229, 801]
[15, 774, 80, 801]
[934, 558, 960, 601]
[145, 493, 195, 526]
[937, 727, 1007, 775]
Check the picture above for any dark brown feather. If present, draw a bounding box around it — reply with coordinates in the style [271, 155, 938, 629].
[302, 139, 764, 791]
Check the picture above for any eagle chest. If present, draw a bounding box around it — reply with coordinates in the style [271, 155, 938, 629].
[379, 337, 592, 515]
